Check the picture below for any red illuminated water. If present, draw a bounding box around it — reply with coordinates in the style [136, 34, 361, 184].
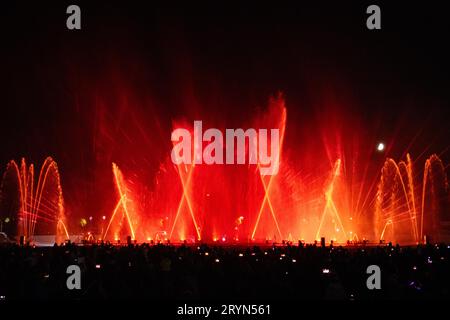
[0, 97, 449, 245]
[0, 157, 68, 242]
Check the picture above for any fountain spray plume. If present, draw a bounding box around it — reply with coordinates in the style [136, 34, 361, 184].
[0, 157, 69, 243]
[251, 102, 287, 240]
[103, 163, 137, 241]
[375, 153, 449, 244]
[315, 158, 348, 242]
[420, 154, 449, 242]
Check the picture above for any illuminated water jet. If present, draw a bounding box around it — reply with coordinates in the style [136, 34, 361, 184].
[103, 163, 137, 240]
[420, 155, 449, 242]
[251, 106, 286, 240]
[375, 154, 449, 244]
[315, 159, 348, 242]
[0, 157, 68, 243]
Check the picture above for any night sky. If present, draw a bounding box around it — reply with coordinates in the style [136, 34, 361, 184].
[1, 1, 449, 223]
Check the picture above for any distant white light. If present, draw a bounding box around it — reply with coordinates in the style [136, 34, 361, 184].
[377, 142, 385, 152]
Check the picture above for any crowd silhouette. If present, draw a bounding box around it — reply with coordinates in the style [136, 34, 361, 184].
[0, 241, 449, 300]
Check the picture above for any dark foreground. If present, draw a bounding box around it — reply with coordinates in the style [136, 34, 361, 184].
[0, 242, 449, 300]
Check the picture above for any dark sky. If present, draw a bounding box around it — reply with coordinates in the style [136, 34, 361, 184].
[1, 1, 449, 218]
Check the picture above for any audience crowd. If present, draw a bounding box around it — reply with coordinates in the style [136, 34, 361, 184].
[0, 241, 449, 300]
